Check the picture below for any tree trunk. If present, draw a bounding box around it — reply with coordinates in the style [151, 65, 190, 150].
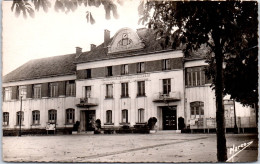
[214, 34, 227, 162]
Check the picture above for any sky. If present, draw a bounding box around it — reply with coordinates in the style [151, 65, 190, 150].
[2, 0, 145, 75]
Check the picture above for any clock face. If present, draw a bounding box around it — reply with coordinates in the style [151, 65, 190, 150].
[122, 33, 128, 38]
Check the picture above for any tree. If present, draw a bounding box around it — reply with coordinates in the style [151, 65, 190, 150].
[138, 1, 258, 162]
[10, 0, 122, 24]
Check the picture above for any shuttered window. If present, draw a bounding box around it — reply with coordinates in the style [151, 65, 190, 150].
[49, 83, 58, 97]
[19, 86, 27, 99]
[33, 84, 41, 98]
[4, 87, 12, 101]
[121, 64, 129, 75]
[137, 62, 145, 73]
[66, 81, 76, 96]
[162, 59, 171, 70]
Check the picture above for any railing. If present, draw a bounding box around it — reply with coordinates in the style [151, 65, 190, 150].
[189, 117, 257, 129]
[76, 98, 98, 107]
[153, 92, 181, 102]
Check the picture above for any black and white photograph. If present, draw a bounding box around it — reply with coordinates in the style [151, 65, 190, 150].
[2, 0, 258, 162]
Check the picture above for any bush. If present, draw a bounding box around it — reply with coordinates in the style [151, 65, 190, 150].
[94, 119, 101, 134]
[148, 117, 157, 130]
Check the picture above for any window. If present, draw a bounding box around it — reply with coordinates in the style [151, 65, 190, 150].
[4, 87, 12, 101]
[86, 69, 91, 79]
[3, 112, 9, 126]
[32, 110, 40, 125]
[121, 83, 129, 97]
[48, 109, 57, 123]
[49, 83, 58, 97]
[122, 109, 128, 123]
[121, 64, 129, 75]
[16, 111, 24, 126]
[186, 67, 206, 87]
[190, 101, 204, 118]
[107, 66, 113, 76]
[66, 81, 76, 96]
[137, 62, 145, 73]
[33, 84, 41, 98]
[106, 84, 113, 98]
[66, 108, 75, 124]
[163, 59, 170, 70]
[106, 110, 112, 124]
[19, 86, 27, 99]
[163, 79, 171, 95]
[137, 81, 145, 96]
[85, 86, 91, 98]
[138, 109, 145, 123]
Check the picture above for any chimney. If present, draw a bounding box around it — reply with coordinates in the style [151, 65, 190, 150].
[90, 44, 96, 50]
[75, 47, 82, 58]
[104, 29, 110, 48]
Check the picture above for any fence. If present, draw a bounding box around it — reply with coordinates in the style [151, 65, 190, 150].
[190, 117, 257, 129]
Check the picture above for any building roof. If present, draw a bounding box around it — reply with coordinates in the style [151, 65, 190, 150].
[3, 28, 180, 83]
[74, 28, 167, 64]
[3, 54, 76, 83]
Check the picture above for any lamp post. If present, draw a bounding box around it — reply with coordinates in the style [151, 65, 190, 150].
[233, 99, 238, 134]
[19, 95, 22, 137]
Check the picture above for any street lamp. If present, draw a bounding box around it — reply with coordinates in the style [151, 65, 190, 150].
[19, 95, 23, 137]
[233, 99, 238, 134]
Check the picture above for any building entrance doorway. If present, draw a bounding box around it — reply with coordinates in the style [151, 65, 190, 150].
[80, 110, 96, 131]
[162, 106, 177, 130]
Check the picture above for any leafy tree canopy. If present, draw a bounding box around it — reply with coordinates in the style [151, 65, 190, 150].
[138, 1, 258, 161]
[11, 0, 123, 24]
[139, 1, 258, 107]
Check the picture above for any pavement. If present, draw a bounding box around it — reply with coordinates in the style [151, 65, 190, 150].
[2, 131, 258, 163]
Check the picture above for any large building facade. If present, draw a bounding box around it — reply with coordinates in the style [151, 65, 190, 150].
[2, 27, 256, 134]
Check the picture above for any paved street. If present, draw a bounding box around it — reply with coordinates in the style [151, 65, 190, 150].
[2, 132, 258, 162]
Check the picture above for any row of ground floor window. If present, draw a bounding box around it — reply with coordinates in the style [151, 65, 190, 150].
[2, 108, 146, 127]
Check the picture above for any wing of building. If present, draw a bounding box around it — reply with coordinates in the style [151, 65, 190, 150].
[2, 27, 256, 135]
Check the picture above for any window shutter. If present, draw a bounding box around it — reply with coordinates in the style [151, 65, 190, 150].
[41, 83, 49, 97]
[27, 85, 33, 98]
[2, 88, 5, 101]
[170, 57, 183, 69]
[11, 86, 18, 100]
[113, 65, 121, 76]
[76, 70, 86, 79]
[129, 63, 137, 74]
[58, 81, 65, 96]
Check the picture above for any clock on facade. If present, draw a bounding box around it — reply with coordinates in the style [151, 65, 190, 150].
[122, 33, 128, 38]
